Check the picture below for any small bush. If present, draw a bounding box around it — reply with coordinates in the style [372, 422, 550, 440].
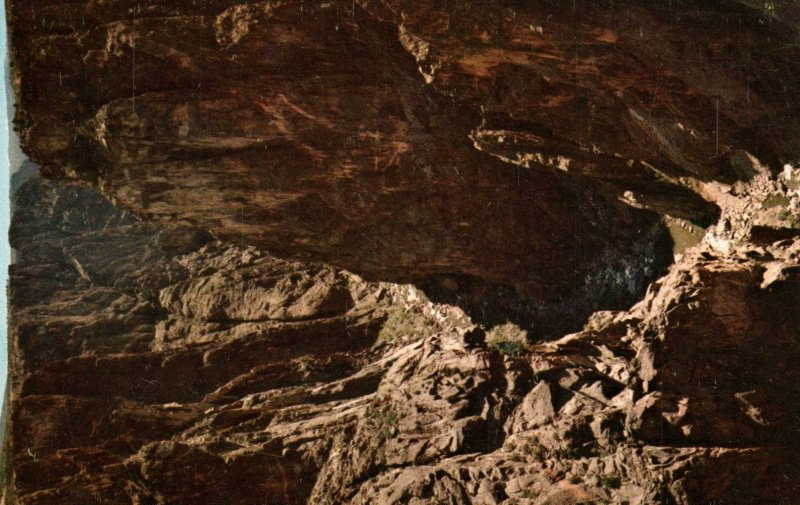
[486, 322, 528, 354]
[370, 408, 400, 438]
[523, 440, 545, 461]
[377, 305, 431, 344]
[493, 341, 522, 354]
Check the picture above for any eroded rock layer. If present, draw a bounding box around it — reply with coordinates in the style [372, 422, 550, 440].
[18, 0, 788, 331]
[8, 169, 800, 504]
[5, 0, 800, 504]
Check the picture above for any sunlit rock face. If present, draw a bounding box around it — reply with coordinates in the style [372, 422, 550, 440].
[6, 1, 800, 504]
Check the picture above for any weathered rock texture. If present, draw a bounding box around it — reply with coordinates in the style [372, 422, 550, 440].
[5, 0, 800, 504]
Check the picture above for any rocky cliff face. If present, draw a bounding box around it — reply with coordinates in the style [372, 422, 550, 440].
[5, 1, 800, 504]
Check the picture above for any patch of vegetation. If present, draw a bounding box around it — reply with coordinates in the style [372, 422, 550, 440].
[762, 192, 791, 209]
[520, 489, 535, 499]
[376, 290, 472, 346]
[776, 209, 800, 228]
[370, 408, 400, 438]
[569, 475, 582, 485]
[440, 366, 459, 377]
[601, 475, 622, 489]
[375, 409, 399, 425]
[493, 341, 523, 354]
[444, 309, 471, 328]
[377, 304, 433, 345]
[486, 322, 528, 355]
[554, 446, 583, 459]
[521, 436, 546, 461]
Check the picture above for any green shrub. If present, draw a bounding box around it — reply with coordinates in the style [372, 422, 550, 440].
[377, 305, 431, 344]
[486, 322, 528, 354]
[493, 341, 522, 354]
[370, 408, 400, 438]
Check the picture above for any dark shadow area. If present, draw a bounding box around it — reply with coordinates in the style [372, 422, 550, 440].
[750, 225, 800, 245]
[416, 220, 676, 339]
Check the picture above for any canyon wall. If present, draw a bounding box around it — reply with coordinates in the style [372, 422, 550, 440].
[5, 1, 800, 503]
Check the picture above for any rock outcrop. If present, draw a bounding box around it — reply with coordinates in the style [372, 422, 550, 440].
[13, 0, 774, 333]
[5, 1, 800, 504]
[8, 170, 800, 504]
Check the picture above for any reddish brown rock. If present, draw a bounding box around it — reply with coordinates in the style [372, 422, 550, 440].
[16, 0, 778, 332]
[6, 1, 800, 504]
[6, 172, 800, 504]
